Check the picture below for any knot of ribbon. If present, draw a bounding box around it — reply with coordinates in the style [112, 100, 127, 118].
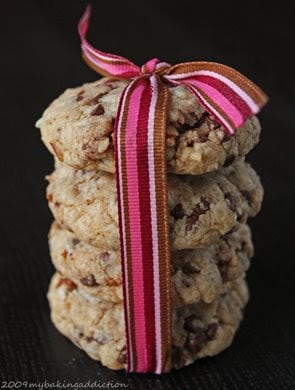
[78, 5, 267, 374]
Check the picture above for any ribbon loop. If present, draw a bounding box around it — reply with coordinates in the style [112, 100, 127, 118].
[141, 58, 171, 75]
[163, 61, 268, 132]
[78, 5, 140, 78]
[141, 58, 161, 74]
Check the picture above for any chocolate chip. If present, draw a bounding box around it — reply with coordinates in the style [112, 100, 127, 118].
[217, 259, 229, 278]
[222, 225, 238, 238]
[240, 241, 247, 251]
[176, 113, 210, 135]
[54, 201, 61, 208]
[72, 238, 80, 246]
[182, 263, 200, 275]
[206, 323, 218, 340]
[91, 104, 105, 116]
[182, 279, 192, 288]
[221, 132, 231, 143]
[57, 278, 77, 291]
[105, 79, 120, 88]
[88, 92, 108, 105]
[76, 90, 85, 101]
[185, 332, 207, 353]
[61, 250, 68, 259]
[47, 193, 53, 202]
[117, 347, 127, 364]
[212, 120, 221, 130]
[186, 197, 210, 232]
[223, 155, 236, 167]
[184, 315, 204, 333]
[100, 252, 110, 261]
[80, 274, 98, 287]
[106, 83, 119, 89]
[198, 133, 209, 143]
[224, 192, 237, 212]
[240, 190, 252, 206]
[195, 112, 209, 128]
[171, 203, 185, 220]
[177, 122, 197, 134]
[171, 346, 186, 369]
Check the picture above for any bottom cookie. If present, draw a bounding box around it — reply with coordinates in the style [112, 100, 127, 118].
[48, 273, 248, 371]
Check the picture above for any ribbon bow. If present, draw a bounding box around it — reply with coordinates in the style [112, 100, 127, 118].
[78, 5, 267, 374]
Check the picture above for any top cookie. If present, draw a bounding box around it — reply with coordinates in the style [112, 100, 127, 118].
[36, 77, 261, 175]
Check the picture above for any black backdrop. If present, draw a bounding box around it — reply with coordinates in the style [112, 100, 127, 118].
[1, 0, 294, 389]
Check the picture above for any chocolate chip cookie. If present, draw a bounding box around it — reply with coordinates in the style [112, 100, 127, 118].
[48, 273, 248, 370]
[36, 77, 261, 175]
[49, 222, 253, 307]
[46, 159, 263, 251]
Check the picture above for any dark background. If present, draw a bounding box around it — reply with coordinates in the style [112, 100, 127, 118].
[1, 0, 294, 388]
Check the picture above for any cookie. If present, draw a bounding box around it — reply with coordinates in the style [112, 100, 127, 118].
[49, 222, 253, 306]
[46, 159, 263, 251]
[48, 273, 248, 370]
[36, 77, 261, 175]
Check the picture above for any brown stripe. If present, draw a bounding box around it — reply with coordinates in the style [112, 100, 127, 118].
[117, 79, 141, 369]
[187, 82, 236, 130]
[167, 61, 268, 107]
[152, 76, 172, 372]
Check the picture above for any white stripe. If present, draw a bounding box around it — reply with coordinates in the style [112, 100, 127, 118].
[147, 75, 162, 373]
[155, 61, 171, 70]
[165, 69, 259, 112]
[195, 70, 259, 112]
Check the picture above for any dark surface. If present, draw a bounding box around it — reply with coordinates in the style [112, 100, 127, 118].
[0, 0, 294, 389]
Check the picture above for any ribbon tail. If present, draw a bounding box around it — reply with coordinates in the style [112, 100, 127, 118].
[179, 80, 237, 134]
[78, 5, 140, 78]
[114, 75, 172, 373]
[164, 62, 268, 133]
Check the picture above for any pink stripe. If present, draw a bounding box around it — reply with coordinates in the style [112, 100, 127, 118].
[78, 5, 135, 62]
[164, 69, 261, 113]
[194, 75, 252, 119]
[144, 58, 160, 73]
[187, 79, 244, 127]
[186, 84, 235, 134]
[147, 76, 162, 373]
[79, 6, 140, 77]
[191, 70, 259, 112]
[114, 80, 136, 370]
[124, 81, 148, 371]
[82, 43, 140, 73]
[83, 46, 139, 77]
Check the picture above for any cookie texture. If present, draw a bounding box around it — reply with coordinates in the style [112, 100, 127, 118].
[49, 222, 253, 306]
[46, 159, 263, 251]
[36, 77, 261, 175]
[48, 273, 248, 370]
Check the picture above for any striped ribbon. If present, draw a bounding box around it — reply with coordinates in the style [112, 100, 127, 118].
[78, 5, 267, 373]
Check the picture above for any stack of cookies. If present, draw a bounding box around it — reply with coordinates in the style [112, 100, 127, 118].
[36, 78, 263, 370]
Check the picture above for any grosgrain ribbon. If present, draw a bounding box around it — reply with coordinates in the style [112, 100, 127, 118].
[78, 5, 267, 374]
